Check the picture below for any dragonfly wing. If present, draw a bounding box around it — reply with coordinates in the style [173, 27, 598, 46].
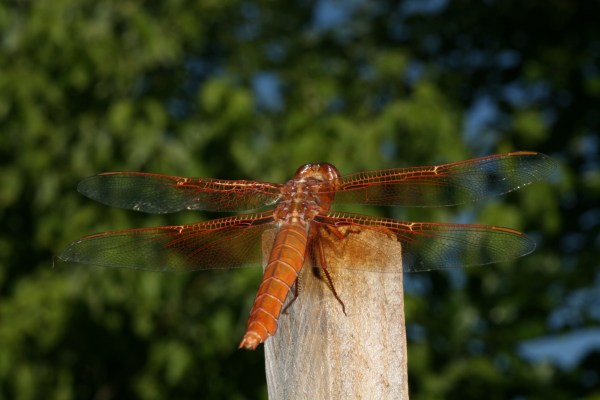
[77, 172, 282, 213]
[59, 213, 278, 271]
[313, 212, 534, 272]
[331, 151, 556, 207]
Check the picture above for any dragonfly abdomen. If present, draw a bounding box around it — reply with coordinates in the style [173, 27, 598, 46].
[239, 222, 308, 350]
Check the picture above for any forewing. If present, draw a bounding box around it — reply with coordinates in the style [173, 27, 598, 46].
[77, 172, 282, 213]
[313, 212, 534, 272]
[331, 151, 555, 207]
[58, 213, 278, 271]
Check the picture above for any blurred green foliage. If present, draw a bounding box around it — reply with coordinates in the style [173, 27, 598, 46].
[1, 0, 598, 399]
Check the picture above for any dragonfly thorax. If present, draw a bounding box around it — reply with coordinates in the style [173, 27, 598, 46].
[274, 163, 340, 223]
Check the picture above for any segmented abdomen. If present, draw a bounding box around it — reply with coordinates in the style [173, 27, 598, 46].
[239, 222, 308, 349]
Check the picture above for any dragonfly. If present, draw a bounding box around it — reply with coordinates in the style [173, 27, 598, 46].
[59, 151, 555, 350]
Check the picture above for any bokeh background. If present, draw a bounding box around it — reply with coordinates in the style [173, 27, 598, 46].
[1, 0, 599, 399]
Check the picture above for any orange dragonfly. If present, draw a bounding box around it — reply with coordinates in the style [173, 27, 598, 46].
[59, 151, 555, 349]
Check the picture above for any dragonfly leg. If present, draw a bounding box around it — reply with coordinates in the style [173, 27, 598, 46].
[282, 278, 301, 314]
[322, 224, 361, 240]
[314, 233, 347, 316]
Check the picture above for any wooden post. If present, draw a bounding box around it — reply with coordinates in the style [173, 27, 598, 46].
[263, 228, 408, 400]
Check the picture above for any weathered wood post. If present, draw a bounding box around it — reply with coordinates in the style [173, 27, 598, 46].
[263, 228, 408, 400]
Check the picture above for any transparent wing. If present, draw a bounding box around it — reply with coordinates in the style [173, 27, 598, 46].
[331, 151, 555, 206]
[313, 211, 534, 272]
[77, 172, 282, 213]
[58, 213, 278, 271]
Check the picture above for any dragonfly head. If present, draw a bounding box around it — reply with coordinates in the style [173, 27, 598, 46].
[294, 163, 341, 183]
